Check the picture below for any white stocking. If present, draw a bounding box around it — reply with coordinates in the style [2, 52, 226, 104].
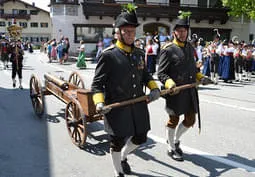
[110, 149, 123, 176]
[174, 123, 189, 144]
[121, 137, 139, 161]
[166, 127, 176, 151]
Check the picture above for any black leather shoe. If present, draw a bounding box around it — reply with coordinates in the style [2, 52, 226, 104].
[167, 150, 184, 161]
[116, 172, 124, 177]
[121, 159, 131, 174]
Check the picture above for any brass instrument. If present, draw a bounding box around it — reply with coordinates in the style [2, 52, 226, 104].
[192, 33, 198, 39]
[231, 35, 239, 45]
[213, 28, 220, 38]
[7, 25, 22, 38]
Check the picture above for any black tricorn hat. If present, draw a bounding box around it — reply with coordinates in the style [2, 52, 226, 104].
[173, 11, 191, 30]
[174, 18, 189, 30]
[115, 10, 139, 28]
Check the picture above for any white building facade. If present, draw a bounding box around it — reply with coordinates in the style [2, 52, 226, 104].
[49, 0, 255, 55]
[0, 0, 52, 45]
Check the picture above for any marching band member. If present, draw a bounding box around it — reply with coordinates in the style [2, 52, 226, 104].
[201, 45, 211, 77]
[233, 41, 243, 82]
[209, 31, 221, 84]
[190, 34, 203, 71]
[0, 38, 10, 70]
[252, 44, 255, 74]
[243, 44, 253, 81]
[221, 40, 235, 83]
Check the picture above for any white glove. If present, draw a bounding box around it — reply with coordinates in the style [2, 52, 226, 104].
[96, 102, 111, 114]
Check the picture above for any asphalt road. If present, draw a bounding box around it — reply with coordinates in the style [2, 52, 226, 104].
[0, 50, 254, 177]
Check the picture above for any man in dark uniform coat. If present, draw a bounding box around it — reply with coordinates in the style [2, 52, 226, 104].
[91, 5, 160, 177]
[157, 15, 212, 161]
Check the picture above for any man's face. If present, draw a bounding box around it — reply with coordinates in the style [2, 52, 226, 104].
[135, 40, 141, 47]
[118, 25, 136, 45]
[174, 27, 188, 42]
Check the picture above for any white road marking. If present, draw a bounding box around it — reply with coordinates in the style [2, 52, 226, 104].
[200, 99, 255, 112]
[148, 133, 255, 173]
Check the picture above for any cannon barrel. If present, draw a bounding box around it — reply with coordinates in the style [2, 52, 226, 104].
[44, 73, 69, 90]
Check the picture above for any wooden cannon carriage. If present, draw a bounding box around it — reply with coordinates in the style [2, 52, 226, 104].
[29, 71, 103, 148]
[29, 71, 197, 148]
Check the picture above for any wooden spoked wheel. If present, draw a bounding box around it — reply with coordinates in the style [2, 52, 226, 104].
[68, 71, 85, 89]
[29, 74, 45, 118]
[65, 100, 87, 148]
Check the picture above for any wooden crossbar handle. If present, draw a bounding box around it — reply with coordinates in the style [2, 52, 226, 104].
[104, 83, 197, 110]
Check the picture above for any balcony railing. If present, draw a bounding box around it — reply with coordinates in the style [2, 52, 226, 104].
[81, 1, 229, 24]
[0, 13, 31, 20]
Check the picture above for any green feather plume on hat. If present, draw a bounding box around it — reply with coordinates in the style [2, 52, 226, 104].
[121, 3, 137, 13]
[178, 10, 192, 19]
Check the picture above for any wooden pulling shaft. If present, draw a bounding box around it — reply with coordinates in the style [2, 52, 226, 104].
[104, 83, 197, 110]
[44, 73, 69, 90]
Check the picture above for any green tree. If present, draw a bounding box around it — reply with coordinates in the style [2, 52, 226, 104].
[222, 0, 255, 19]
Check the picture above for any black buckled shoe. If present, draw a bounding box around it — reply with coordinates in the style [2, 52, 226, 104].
[121, 158, 131, 174]
[116, 172, 125, 177]
[167, 149, 184, 161]
[175, 141, 183, 156]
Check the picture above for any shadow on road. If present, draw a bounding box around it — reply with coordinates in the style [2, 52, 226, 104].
[133, 138, 199, 177]
[198, 86, 221, 90]
[0, 87, 51, 177]
[82, 121, 109, 155]
[184, 152, 255, 176]
[44, 106, 109, 156]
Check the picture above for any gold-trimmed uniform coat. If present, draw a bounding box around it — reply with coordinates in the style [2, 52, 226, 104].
[91, 45, 155, 137]
[158, 42, 199, 116]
